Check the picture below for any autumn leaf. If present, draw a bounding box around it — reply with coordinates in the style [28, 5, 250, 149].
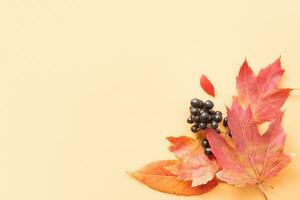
[130, 57, 295, 199]
[206, 99, 294, 198]
[129, 160, 218, 195]
[200, 74, 215, 97]
[236, 58, 292, 123]
[166, 136, 219, 186]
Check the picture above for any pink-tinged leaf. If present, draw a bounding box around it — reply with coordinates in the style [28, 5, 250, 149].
[256, 58, 284, 94]
[167, 136, 219, 186]
[206, 99, 294, 187]
[129, 160, 218, 195]
[167, 136, 199, 159]
[236, 59, 258, 104]
[200, 74, 215, 97]
[253, 88, 292, 122]
[236, 58, 292, 123]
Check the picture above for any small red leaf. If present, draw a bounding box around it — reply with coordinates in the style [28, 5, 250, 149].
[129, 160, 218, 195]
[200, 74, 215, 97]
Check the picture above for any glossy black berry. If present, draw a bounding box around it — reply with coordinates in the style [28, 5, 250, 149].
[211, 120, 218, 129]
[199, 109, 204, 115]
[223, 117, 228, 127]
[207, 115, 213, 123]
[204, 100, 214, 110]
[204, 147, 212, 156]
[213, 113, 222, 122]
[193, 115, 201, 123]
[215, 111, 222, 116]
[190, 107, 199, 116]
[202, 138, 210, 148]
[198, 122, 207, 130]
[200, 111, 209, 122]
[191, 125, 199, 133]
[190, 98, 204, 109]
[187, 116, 193, 124]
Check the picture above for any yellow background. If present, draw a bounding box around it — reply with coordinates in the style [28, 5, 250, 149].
[0, 1, 299, 200]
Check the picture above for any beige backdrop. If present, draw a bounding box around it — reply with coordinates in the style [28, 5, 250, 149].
[0, 1, 299, 200]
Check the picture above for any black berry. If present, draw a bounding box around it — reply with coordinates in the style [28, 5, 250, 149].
[191, 98, 204, 109]
[204, 100, 214, 110]
[215, 111, 222, 116]
[213, 113, 222, 122]
[191, 125, 199, 133]
[190, 107, 199, 116]
[187, 116, 193, 124]
[198, 122, 207, 130]
[204, 147, 212, 156]
[211, 120, 218, 129]
[223, 117, 228, 127]
[200, 111, 209, 122]
[202, 138, 210, 148]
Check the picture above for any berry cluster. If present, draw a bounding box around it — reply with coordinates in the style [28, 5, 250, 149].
[187, 98, 231, 157]
[187, 98, 223, 133]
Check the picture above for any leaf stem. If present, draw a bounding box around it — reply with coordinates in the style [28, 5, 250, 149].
[258, 183, 269, 200]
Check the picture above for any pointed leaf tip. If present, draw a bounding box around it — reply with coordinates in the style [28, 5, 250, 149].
[236, 58, 290, 123]
[200, 74, 215, 97]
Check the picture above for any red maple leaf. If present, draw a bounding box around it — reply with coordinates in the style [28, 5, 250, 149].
[206, 99, 294, 198]
[236, 58, 292, 123]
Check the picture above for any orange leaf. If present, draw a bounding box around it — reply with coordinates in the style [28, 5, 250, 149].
[129, 160, 218, 195]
